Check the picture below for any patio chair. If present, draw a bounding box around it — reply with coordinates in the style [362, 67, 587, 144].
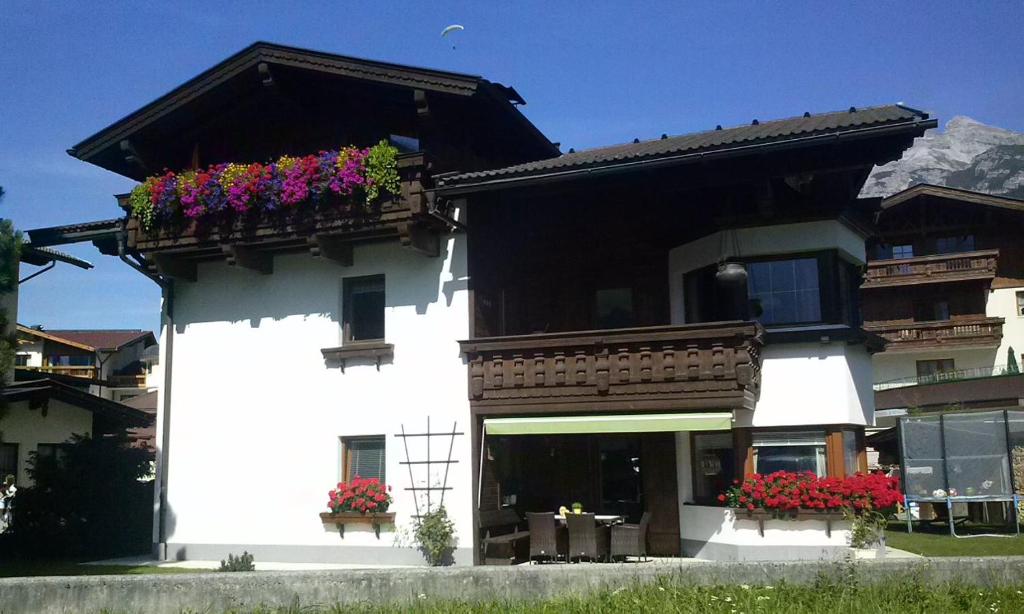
[566, 513, 609, 562]
[526, 512, 559, 563]
[479, 508, 530, 565]
[610, 511, 651, 562]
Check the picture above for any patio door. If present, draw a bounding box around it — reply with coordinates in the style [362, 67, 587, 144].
[641, 433, 680, 556]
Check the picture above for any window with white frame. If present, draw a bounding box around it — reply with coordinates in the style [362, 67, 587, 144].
[891, 244, 914, 259]
[1017, 291, 1024, 317]
[752, 430, 827, 477]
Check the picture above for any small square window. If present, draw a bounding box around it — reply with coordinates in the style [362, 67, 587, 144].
[14, 354, 28, 367]
[0, 443, 18, 483]
[341, 436, 386, 483]
[917, 358, 955, 383]
[1016, 291, 1024, 318]
[342, 276, 385, 343]
[36, 443, 70, 466]
[892, 244, 914, 259]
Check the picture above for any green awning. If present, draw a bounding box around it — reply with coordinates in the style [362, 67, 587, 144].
[483, 412, 733, 436]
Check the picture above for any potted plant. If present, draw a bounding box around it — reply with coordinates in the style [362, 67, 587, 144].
[321, 476, 395, 538]
[571, 501, 583, 514]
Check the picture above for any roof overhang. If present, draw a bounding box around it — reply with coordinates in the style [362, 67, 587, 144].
[25, 218, 122, 249]
[3, 379, 152, 427]
[19, 245, 93, 270]
[880, 183, 1024, 215]
[483, 412, 733, 436]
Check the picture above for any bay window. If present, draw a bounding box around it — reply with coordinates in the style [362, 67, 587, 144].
[752, 430, 827, 477]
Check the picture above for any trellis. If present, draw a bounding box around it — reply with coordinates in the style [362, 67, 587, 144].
[394, 417, 462, 519]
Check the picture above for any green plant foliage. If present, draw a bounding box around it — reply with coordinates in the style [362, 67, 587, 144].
[219, 551, 255, 572]
[128, 180, 156, 232]
[0, 185, 20, 419]
[414, 506, 456, 566]
[846, 509, 888, 549]
[365, 140, 401, 203]
[0, 434, 154, 559]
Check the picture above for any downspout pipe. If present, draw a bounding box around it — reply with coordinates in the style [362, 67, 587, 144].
[117, 221, 174, 559]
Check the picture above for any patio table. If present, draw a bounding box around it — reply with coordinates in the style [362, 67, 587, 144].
[554, 514, 623, 524]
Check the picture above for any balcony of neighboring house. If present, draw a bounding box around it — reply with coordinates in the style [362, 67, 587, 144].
[18, 364, 98, 379]
[862, 249, 999, 289]
[107, 373, 148, 388]
[864, 315, 1004, 352]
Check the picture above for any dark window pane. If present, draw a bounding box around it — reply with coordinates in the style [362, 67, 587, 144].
[594, 288, 634, 329]
[748, 258, 821, 326]
[693, 433, 734, 501]
[893, 244, 914, 259]
[345, 276, 385, 342]
[0, 444, 17, 481]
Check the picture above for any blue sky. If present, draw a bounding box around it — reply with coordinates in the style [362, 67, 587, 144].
[1, 1, 1021, 333]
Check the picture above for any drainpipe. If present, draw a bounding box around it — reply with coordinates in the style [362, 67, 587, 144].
[117, 222, 174, 560]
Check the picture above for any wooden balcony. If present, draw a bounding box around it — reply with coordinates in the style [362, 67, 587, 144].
[123, 154, 445, 281]
[19, 365, 98, 379]
[108, 374, 148, 388]
[862, 250, 999, 288]
[865, 316, 1004, 353]
[459, 321, 764, 414]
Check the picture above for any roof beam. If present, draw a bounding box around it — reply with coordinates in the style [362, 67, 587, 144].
[222, 244, 273, 274]
[152, 254, 197, 282]
[308, 234, 354, 266]
[398, 223, 439, 257]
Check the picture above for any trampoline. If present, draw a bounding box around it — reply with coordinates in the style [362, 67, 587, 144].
[898, 409, 1024, 537]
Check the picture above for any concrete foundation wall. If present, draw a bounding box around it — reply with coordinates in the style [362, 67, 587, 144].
[3, 558, 1024, 614]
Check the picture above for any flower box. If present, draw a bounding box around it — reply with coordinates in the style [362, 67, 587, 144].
[319, 511, 396, 539]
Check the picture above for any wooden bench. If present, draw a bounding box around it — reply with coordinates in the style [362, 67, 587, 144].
[479, 508, 530, 565]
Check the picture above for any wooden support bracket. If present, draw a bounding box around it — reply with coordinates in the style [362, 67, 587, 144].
[222, 244, 272, 274]
[398, 223, 440, 258]
[152, 254, 197, 282]
[308, 234, 354, 266]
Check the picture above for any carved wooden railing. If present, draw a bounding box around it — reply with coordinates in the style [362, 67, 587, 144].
[862, 250, 999, 288]
[459, 321, 764, 413]
[865, 316, 1004, 352]
[19, 365, 98, 379]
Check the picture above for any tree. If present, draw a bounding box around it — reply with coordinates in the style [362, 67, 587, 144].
[0, 184, 19, 417]
[1009, 346, 1020, 375]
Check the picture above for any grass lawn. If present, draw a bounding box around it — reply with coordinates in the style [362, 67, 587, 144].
[226, 580, 1024, 613]
[886, 521, 1024, 557]
[0, 561, 210, 578]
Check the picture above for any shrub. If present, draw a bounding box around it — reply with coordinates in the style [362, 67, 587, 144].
[219, 551, 255, 572]
[415, 506, 456, 566]
[0, 434, 153, 559]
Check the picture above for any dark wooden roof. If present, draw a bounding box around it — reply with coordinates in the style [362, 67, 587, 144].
[19, 245, 93, 269]
[67, 41, 556, 178]
[438, 105, 935, 191]
[880, 183, 1024, 213]
[25, 218, 122, 249]
[42, 329, 155, 352]
[3, 379, 152, 427]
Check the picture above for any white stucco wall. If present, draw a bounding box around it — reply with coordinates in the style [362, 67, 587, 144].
[160, 235, 471, 563]
[0, 399, 93, 485]
[746, 342, 875, 427]
[15, 338, 43, 368]
[667, 220, 874, 427]
[991, 286, 1024, 368]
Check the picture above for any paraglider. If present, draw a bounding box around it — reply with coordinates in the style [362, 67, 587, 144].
[441, 24, 464, 49]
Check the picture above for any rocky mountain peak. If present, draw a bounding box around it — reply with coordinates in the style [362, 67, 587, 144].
[862, 116, 1024, 199]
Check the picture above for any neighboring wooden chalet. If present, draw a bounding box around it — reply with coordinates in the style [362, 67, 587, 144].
[864, 185, 1024, 422]
[41, 42, 934, 564]
[16, 326, 157, 403]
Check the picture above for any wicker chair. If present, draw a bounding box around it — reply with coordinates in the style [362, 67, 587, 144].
[526, 512, 559, 563]
[610, 511, 651, 562]
[565, 513, 609, 562]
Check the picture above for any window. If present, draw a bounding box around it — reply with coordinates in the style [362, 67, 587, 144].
[914, 299, 950, 322]
[747, 258, 822, 325]
[341, 436, 386, 483]
[752, 430, 827, 477]
[594, 287, 634, 329]
[916, 358, 955, 382]
[389, 134, 420, 153]
[0, 443, 17, 482]
[842, 430, 861, 476]
[1017, 291, 1024, 318]
[892, 244, 914, 259]
[935, 235, 975, 254]
[342, 276, 385, 342]
[35, 443, 70, 466]
[47, 354, 92, 367]
[14, 354, 28, 367]
[693, 432, 735, 502]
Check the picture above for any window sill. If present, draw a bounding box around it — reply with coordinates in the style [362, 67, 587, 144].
[321, 342, 394, 372]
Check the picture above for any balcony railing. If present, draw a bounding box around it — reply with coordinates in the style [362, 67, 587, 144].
[108, 374, 148, 388]
[19, 365, 98, 379]
[865, 316, 1004, 352]
[862, 250, 999, 288]
[122, 154, 440, 280]
[458, 321, 764, 413]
